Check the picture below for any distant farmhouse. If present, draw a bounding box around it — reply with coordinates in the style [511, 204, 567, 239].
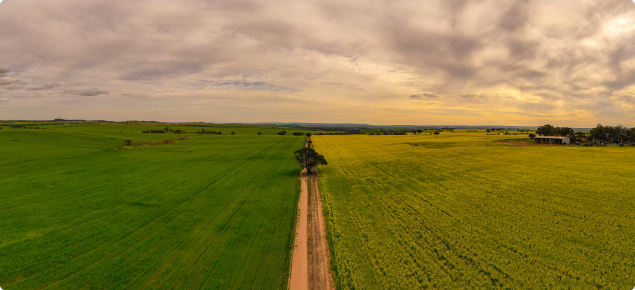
[534, 136, 570, 145]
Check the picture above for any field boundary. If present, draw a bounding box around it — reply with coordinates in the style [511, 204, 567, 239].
[308, 171, 335, 290]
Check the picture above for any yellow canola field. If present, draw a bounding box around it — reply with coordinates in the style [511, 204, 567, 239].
[314, 131, 635, 289]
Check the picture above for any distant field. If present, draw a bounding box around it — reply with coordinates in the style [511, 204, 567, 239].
[315, 131, 635, 289]
[0, 124, 305, 289]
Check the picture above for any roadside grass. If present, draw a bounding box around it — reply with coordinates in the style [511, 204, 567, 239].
[0, 125, 305, 289]
[314, 131, 635, 289]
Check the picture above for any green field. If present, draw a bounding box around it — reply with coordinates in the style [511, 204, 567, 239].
[315, 132, 635, 289]
[0, 124, 305, 289]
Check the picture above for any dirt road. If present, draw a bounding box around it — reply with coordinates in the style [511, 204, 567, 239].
[289, 172, 309, 290]
[289, 137, 334, 290]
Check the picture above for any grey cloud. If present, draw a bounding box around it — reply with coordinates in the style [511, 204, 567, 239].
[0, 67, 10, 77]
[0, 0, 635, 124]
[535, 92, 561, 100]
[460, 94, 484, 99]
[4, 84, 24, 90]
[64, 88, 110, 97]
[497, 2, 532, 32]
[192, 80, 292, 92]
[26, 82, 61, 91]
[0, 78, 21, 86]
[410, 93, 439, 100]
[121, 92, 147, 98]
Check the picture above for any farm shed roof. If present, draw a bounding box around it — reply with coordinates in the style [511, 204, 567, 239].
[534, 136, 569, 139]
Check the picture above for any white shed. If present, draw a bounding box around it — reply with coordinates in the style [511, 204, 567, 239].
[534, 136, 570, 145]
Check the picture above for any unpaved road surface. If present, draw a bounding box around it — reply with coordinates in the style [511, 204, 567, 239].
[290, 137, 334, 290]
[289, 172, 309, 290]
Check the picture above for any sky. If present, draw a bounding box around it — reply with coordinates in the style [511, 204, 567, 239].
[1, 0, 635, 126]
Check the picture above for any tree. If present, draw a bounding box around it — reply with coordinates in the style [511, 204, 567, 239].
[257, 132, 262, 135]
[124, 140, 132, 146]
[434, 131, 440, 135]
[627, 128, 635, 143]
[558, 127, 574, 138]
[536, 124, 554, 136]
[278, 131, 287, 135]
[589, 124, 606, 143]
[610, 125, 627, 144]
[231, 131, 236, 135]
[294, 147, 327, 174]
[528, 133, 536, 140]
[574, 132, 587, 143]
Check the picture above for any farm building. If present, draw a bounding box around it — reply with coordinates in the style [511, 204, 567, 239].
[534, 136, 570, 145]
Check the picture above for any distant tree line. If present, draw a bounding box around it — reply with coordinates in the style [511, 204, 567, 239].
[0, 123, 57, 128]
[314, 131, 364, 135]
[534, 124, 635, 144]
[588, 124, 635, 144]
[195, 128, 222, 135]
[6, 125, 45, 129]
[142, 126, 187, 134]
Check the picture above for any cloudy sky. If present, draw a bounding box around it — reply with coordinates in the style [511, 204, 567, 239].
[1, 0, 635, 126]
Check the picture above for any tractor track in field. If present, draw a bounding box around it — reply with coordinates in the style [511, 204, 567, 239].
[289, 138, 334, 290]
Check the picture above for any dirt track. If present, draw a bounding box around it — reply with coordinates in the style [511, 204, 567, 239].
[289, 172, 309, 290]
[289, 138, 334, 290]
